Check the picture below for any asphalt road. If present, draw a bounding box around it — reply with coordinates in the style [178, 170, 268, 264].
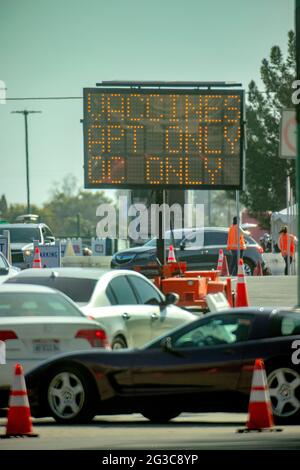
[0, 413, 299, 450]
[230, 276, 297, 308]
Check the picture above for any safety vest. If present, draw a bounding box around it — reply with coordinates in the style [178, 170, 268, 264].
[279, 233, 296, 257]
[227, 225, 246, 251]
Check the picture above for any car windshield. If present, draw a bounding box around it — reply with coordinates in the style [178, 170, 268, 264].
[0, 227, 41, 243]
[0, 292, 82, 317]
[7, 277, 98, 303]
[144, 230, 188, 248]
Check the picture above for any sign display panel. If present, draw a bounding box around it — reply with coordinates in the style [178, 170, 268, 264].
[83, 88, 244, 189]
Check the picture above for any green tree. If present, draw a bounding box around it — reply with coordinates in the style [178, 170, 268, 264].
[243, 30, 296, 216]
[0, 194, 8, 220]
[43, 174, 112, 237]
[3, 174, 113, 239]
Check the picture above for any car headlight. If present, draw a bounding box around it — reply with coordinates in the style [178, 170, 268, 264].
[115, 253, 136, 263]
[24, 250, 31, 257]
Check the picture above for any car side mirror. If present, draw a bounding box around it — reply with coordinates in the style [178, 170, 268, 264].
[164, 292, 179, 306]
[145, 297, 160, 306]
[0, 267, 9, 276]
[45, 236, 55, 244]
[180, 242, 185, 251]
[160, 336, 183, 357]
[160, 336, 173, 353]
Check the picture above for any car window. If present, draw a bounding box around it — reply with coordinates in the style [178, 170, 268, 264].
[42, 226, 53, 238]
[109, 276, 138, 305]
[0, 254, 8, 269]
[144, 232, 183, 248]
[127, 275, 163, 304]
[6, 277, 97, 303]
[0, 292, 83, 317]
[106, 284, 118, 305]
[182, 230, 204, 248]
[204, 231, 227, 246]
[173, 314, 254, 348]
[270, 313, 300, 337]
[0, 227, 41, 243]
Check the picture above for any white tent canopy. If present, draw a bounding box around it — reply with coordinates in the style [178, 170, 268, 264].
[271, 204, 297, 244]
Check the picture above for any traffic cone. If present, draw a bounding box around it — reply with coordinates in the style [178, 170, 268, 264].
[32, 246, 42, 269]
[64, 239, 76, 257]
[253, 261, 263, 276]
[167, 245, 177, 263]
[246, 359, 274, 430]
[217, 249, 223, 272]
[237, 359, 280, 433]
[235, 259, 249, 307]
[1, 363, 38, 438]
[221, 255, 230, 276]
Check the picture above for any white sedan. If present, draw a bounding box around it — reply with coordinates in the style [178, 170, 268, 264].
[7, 268, 198, 349]
[0, 251, 20, 284]
[0, 284, 108, 402]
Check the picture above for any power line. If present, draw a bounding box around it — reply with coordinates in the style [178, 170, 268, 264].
[6, 96, 82, 101]
[4, 91, 275, 101]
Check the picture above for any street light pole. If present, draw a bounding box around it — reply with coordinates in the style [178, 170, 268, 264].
[11, 110, 42, 213]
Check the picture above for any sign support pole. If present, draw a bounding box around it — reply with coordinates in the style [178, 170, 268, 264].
[236, 190, 241, 272]
[156, 189, 165, 266]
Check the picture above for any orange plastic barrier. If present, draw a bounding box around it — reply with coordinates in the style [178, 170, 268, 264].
[183, 270, 220, 281]
[161, 277, 207, 307]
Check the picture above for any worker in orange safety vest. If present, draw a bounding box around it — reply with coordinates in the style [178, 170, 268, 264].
[227, 216, 246, 276]
[279, 226, 297, 275]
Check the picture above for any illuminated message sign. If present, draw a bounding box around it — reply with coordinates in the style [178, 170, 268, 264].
[83, 88, 244, 189]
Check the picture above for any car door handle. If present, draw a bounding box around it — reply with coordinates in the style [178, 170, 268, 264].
[151, 313, 159, 321]
[200, 250, 209, 254]
[122, 312, 130, 320]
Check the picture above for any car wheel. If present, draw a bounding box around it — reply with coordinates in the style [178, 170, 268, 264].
[142, 410, 180, 423]
[45, 365, 97, 424]
[243, 259, 254, 276]
[112, 336, 128, 350]
[267, 367, 300, 424]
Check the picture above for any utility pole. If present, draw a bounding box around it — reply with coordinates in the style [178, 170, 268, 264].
[11, 110, 42, 213]
[296, 0, 300, 306]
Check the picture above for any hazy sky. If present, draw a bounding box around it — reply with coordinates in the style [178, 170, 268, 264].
[0, 0, 294, 206]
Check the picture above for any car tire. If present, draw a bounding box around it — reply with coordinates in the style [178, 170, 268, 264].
[112, 336, 128, 350]
[267, 366, 300, 424]
[141, 410, 180, 423]
[243, 258, 254, 276]
[43, 365, 97, 424]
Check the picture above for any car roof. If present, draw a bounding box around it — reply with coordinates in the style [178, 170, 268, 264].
[203, 306, 277, 317]
[12, 267, 110, 280]
[0, 223, 46, 228]
[0, 283, 59, 294]
[199, 307, 300, 318]
[164, 227, 230, 235]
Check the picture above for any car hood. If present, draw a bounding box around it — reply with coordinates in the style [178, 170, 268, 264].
[113, 245, 155, 257]
[11, 242, 33, 251]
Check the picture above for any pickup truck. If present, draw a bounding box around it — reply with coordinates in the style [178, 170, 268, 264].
[0, 223, 55, 269]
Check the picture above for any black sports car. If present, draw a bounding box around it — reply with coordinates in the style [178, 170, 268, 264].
[25, 307, 300, 424]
